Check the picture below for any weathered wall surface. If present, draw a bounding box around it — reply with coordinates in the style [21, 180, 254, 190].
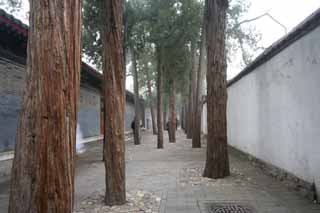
[77, 86, 101, 138]
[0, 57, 102, 151]
[125, 102, 135, 131]
[144, 107, 152, 130]
[0, 57, 25, 152]
[0, 55, 142, 151]
[227, 25, 320, 192]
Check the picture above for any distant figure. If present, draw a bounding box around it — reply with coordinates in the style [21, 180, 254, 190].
[166, 120, 179, 130]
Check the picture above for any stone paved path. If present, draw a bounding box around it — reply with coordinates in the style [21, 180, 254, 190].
[0, 130, 319, 212]
[74, 130, 319, 213]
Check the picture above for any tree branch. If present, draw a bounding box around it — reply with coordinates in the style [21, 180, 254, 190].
[235, 10, 287, 34]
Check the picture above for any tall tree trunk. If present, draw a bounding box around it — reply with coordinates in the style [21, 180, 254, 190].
[186, 85, 193, 139]
[163, 105, 167, 130]
[169, 81, 176, 143]
[146, 67, 157, 135]
[184, 100, 188, 134]
[156, 47, 164, 149]
[131, 47, 141, 145]
[9, 1, 82, 212]
[203, 0, 230, 179]
[189, 42, 197, 140]
[150, 105, 157, 134]
[102, 0, 126, 205]
[123, 14, 128, 96]
[181, 105, 185, 131]
[192, 26, 206, 148]
[101, 97, 105, 161]
[183, 103, 187, 131]
[181, 106, 184, 130]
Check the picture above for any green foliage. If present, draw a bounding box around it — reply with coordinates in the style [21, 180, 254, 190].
[137, 44, 157, 100]
[82, 0, 262, 96]
[82, 0, 103, 69]
[226, 0, 263, 66]
[147, 0, 202, 97]
[125, 0, 150, 51]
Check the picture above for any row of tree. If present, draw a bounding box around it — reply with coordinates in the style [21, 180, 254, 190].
[8, 0, 126, 211]
[82, 0, 262, 148]
[6, 0, 262, 211]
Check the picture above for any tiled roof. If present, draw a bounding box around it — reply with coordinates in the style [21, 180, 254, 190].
[0, 9, 138, 102]
[0, 9, 28, 36]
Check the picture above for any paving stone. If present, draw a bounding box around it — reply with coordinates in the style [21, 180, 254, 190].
[0, 130, 318, 213]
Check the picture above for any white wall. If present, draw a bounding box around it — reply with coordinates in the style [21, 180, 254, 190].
[227, 26, 320, 192]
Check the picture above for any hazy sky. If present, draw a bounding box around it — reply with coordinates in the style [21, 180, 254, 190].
[227, 0, 320, 79]
[1, 0, 320, 85]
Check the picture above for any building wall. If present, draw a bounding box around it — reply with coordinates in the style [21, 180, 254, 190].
[77, 86, 101, 138]
[0, 57, 102, 151]
[0, 57, 25, 152]
[125, 102, 135, 131]
[227, 26, 320, 192]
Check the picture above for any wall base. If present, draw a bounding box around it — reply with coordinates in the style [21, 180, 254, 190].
[229, 145, 319, 203]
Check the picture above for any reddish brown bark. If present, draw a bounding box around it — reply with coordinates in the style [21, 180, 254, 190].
[131, 47, 141, 145]
[8, 1, 82, 212]
[102, 0, 126, 205]
[192, 27, 206, 148]
[203, 0, 230, 179]
[182, 104, 186, 131]
[150, 106, 157, 133]
[168, 81, 176, 143]
[163, 106, 167, 130]
[184, 100, 188, 134]
[190, 42, 197, 141]
[156, 47, 164, 149]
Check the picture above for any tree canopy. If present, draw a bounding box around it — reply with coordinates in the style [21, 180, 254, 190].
[82, 0, 262, 94]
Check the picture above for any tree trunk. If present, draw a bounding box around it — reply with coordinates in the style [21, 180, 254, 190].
[146, 67, 157, 135]
[101, 97, 105, 161]
[150, 106, 157, 134]
[192, 26, 206, 148]
[181, 105, 185, 131]
[131, 47, 141, 145]
[169, 81, 176, 143]
[186, 85, 193, 139]
[156, 46, 164, 149]
[102, 0, 126, 205]
[203, 0, 230, 179]
[184, 101, 188, 134]
[163, 106, 167, 130]
[189, 42, 197, 140]
[183, 105, 186, 132]
[9, 1, 82, 212]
